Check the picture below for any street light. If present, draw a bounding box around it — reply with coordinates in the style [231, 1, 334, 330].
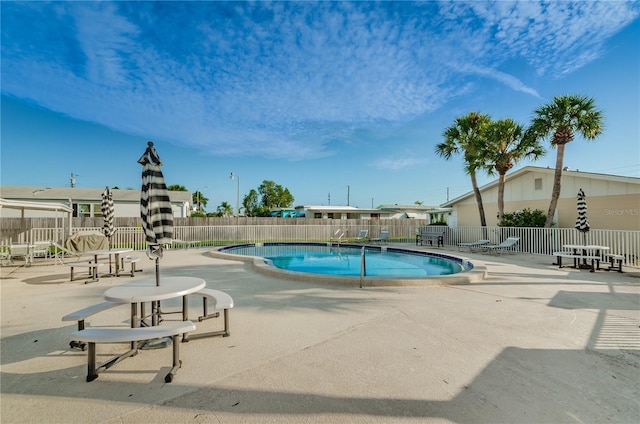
[229, 172, 240, 220]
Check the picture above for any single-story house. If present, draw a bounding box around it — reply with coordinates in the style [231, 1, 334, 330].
[294, 205, 393, 220]
[377, 205, 452, 222]
[442, 166, 640, 230]
[0, 186, 192, 218]
[293, 205, 452, 221]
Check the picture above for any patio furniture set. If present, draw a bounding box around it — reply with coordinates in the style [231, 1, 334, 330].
[62, 276, 234, 383]
[0, 242, 53, 266]
[455, 236, 623, 272]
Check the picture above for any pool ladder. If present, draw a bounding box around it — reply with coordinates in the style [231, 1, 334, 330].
[360, 247, 366, 288]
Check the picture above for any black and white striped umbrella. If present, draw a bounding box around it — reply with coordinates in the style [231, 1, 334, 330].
[101, 186, 115, 243]
[575, 188, 590, 244]
[138, 141, 173, 276]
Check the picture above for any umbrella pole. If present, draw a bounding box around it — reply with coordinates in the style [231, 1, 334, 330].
[152, 256, 160, 326]
[108, 240, 113, 275]
[155, 257, 160, 286]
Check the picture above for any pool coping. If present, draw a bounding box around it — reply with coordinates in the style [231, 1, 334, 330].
[207, 242, 488, 287]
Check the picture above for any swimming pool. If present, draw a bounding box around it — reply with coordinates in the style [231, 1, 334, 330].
[211, 242, 485, 286]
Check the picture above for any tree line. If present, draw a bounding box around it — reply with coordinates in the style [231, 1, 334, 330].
[168, 180, 294, 218]
[436, 94, 603, 228]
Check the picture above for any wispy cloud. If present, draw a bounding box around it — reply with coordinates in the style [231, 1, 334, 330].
[373, 155, 426, 171]
[2, 1, 637, 160]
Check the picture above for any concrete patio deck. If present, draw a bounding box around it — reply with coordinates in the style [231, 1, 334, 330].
[1, 246, 639, 423]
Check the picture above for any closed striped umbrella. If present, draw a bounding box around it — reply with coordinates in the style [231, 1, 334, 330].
[138, 141, 173, 285]
[575, 188, 590, 244]
[101, 186, 115, 243]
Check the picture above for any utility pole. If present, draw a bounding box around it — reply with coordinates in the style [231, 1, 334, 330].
[347, 185, 350, 206]
[328, 192, 330, 205]
[229, 173, 240, 223]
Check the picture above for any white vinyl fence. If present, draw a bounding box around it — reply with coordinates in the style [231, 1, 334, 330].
[8, 224, 640, 268]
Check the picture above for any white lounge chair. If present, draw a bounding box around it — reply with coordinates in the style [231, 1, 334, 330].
[370, 230, 389, 243]
[10, 244, 32, 266]
[353, 229, 369, 242]
[457, 239, 491, 252]
[51, 241, 86, 265]
[0, 249, 12, 266]
[31, 241, 51, 259]
[331, 229, 346, 243]
[482, 237, 520, 254]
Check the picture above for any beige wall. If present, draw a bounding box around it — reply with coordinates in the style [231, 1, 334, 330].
[452, 169, 640, 230]
[568, 194, 639, 230]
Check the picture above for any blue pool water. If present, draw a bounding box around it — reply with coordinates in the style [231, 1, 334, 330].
[221, 243, 470, 278]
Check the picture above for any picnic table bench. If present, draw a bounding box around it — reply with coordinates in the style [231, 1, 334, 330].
[603, 254, 625, 273]
[552, 251, 601, 272]
[63, 301, 127, 350]
[70, 320, 196, 382]
[183, 288, 234, 341]
[416, 230, 444, 247]
[68, 261, 104, 283]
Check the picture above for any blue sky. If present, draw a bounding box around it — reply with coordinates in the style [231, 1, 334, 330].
[2, 1, 639, 211]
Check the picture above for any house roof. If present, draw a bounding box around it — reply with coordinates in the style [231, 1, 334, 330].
[378, 204, 439, 211]
[295, 205, 385, 214]
[0, 198, 73, 213]
[0, 186, 192, 203]
[441, 166, 640, 207]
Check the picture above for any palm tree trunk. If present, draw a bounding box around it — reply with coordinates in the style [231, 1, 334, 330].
[498, 173, 506, 225]
[545, 143, 566, 228]
[470, 172, 487, 227]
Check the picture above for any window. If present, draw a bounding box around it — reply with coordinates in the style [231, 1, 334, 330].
[73, 203, 91, 217]
[534, 178, 542, 190]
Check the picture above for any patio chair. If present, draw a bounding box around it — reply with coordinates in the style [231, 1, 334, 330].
[31, 242, 51, 259]
[370, 230, 389, 243]
[457, 239, 490, 252]
[51, 241, 86, 265]
[9, 244, 33, 266]
[481, 237, 520, 255]
[0, 249, 12, 266]
[331, 229, 346, 243]
[353, 229, 369, 242]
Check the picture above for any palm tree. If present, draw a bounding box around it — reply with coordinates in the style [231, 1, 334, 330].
[483, 118, 546, 225]
[436, 112, 492, 226]
[192, 190, 208, 213]
[528, 95, 603, 228]
[217, 201, 234, 217]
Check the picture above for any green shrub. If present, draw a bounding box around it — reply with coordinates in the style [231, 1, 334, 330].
[500, 208, 547, 227]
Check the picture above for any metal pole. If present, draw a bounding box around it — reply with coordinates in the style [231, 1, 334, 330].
[230, 172, 240, 225]
[360, 246, 366, 288]
[236, 175, 240, 225]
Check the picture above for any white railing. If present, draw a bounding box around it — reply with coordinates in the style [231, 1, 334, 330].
[5, 225, 638, 268]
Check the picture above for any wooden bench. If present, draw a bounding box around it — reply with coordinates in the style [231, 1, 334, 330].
[603, 254, 624, 273]
[416, 231, 444, 247]
[553, 252, 601, 272]
[62, 301, 127, 351]
[120, 256, 141, 277]
[68, 261, 104, 283]
[183, 288, 234, 341]
[70, 320, 196, 382]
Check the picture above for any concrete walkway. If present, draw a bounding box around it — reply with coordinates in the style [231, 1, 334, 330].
[1, 246, 639, 423]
